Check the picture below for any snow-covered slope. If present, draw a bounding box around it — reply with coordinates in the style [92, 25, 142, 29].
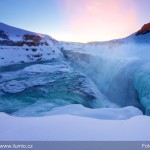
[0, 23, 63, 66]
[0, 46, 63, 66]
[123, 22, 150, 43]
[0, 22, 58, 46]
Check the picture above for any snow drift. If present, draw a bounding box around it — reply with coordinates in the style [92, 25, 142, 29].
[0, 112, 150, 141]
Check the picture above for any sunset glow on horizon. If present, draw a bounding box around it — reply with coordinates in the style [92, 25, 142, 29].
[0, 0, 150, 42]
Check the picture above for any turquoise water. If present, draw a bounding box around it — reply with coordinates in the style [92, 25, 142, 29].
[0, 61, 101, 116]
[1, 56, 150, 117]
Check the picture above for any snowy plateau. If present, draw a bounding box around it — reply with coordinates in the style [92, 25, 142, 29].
[1, 22, 150, 140]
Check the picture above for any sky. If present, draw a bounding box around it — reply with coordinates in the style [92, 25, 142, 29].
[0, 0, 150, 42]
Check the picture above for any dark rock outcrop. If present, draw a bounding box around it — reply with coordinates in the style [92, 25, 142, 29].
[136, 23, 150, 35]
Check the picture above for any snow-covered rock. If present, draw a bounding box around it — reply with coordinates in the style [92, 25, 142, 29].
[23, 64, 71, 73]
[0, 63, 71, 94]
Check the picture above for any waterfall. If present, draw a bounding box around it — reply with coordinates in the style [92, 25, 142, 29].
[63, 50, 150, 114]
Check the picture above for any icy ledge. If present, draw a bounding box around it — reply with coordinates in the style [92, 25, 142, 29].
[45, 104, 142, 120]
[0, 112, 150, 141]
[23, 64, 71, 73]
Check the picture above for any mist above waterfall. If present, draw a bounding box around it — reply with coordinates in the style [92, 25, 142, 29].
[62, 42, 150, 115]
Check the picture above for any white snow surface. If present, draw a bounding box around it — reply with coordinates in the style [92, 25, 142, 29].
[46, 104, 142, 120]
[23, 64, 71, 73]
[0, 112, 150, 141]
[0, 46, 62, 66]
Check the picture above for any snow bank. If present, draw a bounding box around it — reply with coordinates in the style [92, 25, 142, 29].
[46, 104, 143, 120]
[12, 104, 142, 119]
[0, 113, 149, 141]
[23, 64, 70, 73]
